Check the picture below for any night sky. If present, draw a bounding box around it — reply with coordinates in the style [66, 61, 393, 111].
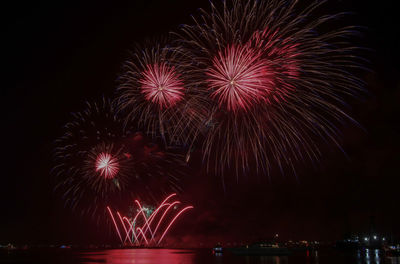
[3, 0, 399, 246]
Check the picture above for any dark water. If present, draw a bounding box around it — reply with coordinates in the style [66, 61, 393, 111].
[2, 248, 400, 264]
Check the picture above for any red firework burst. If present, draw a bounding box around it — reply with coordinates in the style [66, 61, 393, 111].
[95, 152, 120, 179]
[176, 0, 365, 179]
[206, 44, 274, 111]
[139, 63, 185, 109]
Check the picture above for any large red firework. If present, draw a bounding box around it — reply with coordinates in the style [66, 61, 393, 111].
[177, 0, 364, 179]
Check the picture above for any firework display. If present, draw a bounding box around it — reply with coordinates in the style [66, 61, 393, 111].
[53, 0, 364, 245]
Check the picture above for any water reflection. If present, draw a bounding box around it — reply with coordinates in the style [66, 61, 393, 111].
[388, 256, 400, 264]
[80, 249, 195, 264]
[244, 255, 289, 264]
[77, 249, 400, 264]
[355, 248, 400, 264]
[2, 248, 400, 264]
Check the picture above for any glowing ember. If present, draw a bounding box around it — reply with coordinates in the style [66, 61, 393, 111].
[95, 152, 119, 179]
[140, 63, 185, 109]
[206, 44, 273, 111]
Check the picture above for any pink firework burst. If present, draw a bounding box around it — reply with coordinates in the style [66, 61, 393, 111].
[95, 152, 119, 179]
[206, 44, 274, 111]
[139, 63, 185, 109]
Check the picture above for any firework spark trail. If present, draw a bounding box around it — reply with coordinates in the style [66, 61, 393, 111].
[107, 206, 123, 244]
[122, 207, 151, 244]
[117, 212, 130, 244]
[151, 201, 181, 241]
[134, 200, 156, 243]
[157, 206, 194, 245]
[122, 207, 148, 244]
[107, 194, 193, 246]
[136, 227, 149, 245]
[122, 216, 137, 244]
[142, 202, 172, 238]
[140, 203, 171, 240]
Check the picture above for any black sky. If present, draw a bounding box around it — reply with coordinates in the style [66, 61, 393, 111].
[3, 0, 400, 245]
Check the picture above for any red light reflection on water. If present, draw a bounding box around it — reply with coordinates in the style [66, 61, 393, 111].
[80, 249, 195, 264]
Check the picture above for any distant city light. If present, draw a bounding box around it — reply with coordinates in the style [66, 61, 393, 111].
[373, 235, 377, 240]
[364, 237, 369, 241]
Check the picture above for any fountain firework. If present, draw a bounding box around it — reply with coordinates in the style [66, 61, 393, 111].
[107, 193, 193, 246]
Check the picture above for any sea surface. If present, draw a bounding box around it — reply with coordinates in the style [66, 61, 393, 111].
[1, 248, 400, 264]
